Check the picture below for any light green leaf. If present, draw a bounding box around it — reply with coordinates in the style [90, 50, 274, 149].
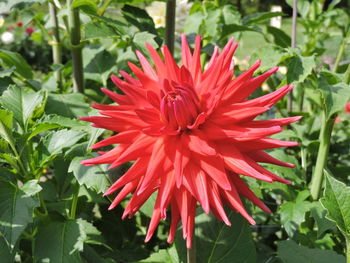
[250, 45, 285, 72]
[176, 211, 256, 263]
[28, 123, 61, 141]
[286, 54, 316, 84]
[46, 129, 86, 155]
[318, 71, 350, 119]
[279, 190, 312, 237]
[0, 109, 13, 145]
[320, 173, 350, 238]
[277, 240, 345, 263]
[133, 32, 159, 55]
[20, 180, 42, 197]
[0, 49, 33, 79]
[68, 157, 111, 194]
[0, 181, 39, 250]
[72, 0, 97, 13]
[43, 114, 88, 129]
[34, 220, 82, 263]
[0, 85, 43, 129]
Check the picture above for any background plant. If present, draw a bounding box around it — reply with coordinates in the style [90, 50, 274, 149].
[0, 0, 349, 262]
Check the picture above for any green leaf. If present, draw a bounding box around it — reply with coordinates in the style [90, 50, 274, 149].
[250, 45, 285, 72]
[318, 71, 350, 119]
[74, 218, 108, 252]
[34, 220, 82, 263]
[72, 0, 97, 13]
[45, 93, 90, 118]
[176, 211, 256, 263]
[286, 54, 316, 84]
[243, 12, 285, 25]
[28, 123, 61, 141]
[46, 129, 86, 155]
[0, 85, 43, 130]
[310, 202, 336, 238]
[0, 49, 33, 79]
[85, 13, 128, 36]
[320, 173, 350, 238]
[83, 47, 116, 86]
[0, 66, 16, 78]
[83, 21, 122, 41]
[133, 32, 159, 55]
[139, 246, 179, 263]
[0, 235, 15, 262]
[68, 157, 111, 194]
[21, 180, 42, 196]
[279, 190, 312, 237]
[0, 109, 13, 145]
[122, 5, 158, 37]
[266, 26, 291, 48]
[44, 114, 88, 129]
[0, 181, 40, 250]
[277, 240, 345, 263]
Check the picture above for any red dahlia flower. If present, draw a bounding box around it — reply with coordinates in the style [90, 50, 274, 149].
[80, 35, 301, 248]
[345, 102, 350, 114]
[25, 27, 35, 35]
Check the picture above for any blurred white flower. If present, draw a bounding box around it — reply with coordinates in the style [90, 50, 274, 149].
[278, 66, 287, 75]
[1, 31, 14, 44]
[146, 1, 166, 28]
[270, 5, 282, 28]
[145, 0, 192, 33]
[261, 83, 270, 92]
[175, 0, 192, 34]
[0, 16, 4, 28]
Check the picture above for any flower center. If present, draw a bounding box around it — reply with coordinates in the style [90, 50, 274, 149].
[160, 86, 199, 130]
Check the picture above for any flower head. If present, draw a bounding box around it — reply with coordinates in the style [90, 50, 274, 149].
[81, 35, 300, 248]
[16, 20, 23, 27]
[1, 31, 14, 44]
[345, 102, 350, 114]
[25, 27, 35, 35]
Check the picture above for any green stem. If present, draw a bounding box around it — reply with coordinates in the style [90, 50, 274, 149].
[187, 236, 196, 263]
[310, 112, 335, 200]
[9, 141, 28, 178]
[346, 237, 350, 263]
[288, 0, 298, 113]
[344, 62, 350, 84]
[49, 2, 63, 91]
[69, 184, 80, 219]
[165, 0, 176, 55]
[97, 0, 112, 15]
[333, 28, 350, 73]
[67, 0, 84, 93]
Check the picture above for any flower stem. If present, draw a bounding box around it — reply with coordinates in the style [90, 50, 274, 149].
[69, 184, 80, 219]
[187, 236, 196, 263]
[310, 112, 335, 200]
[288, 0, 298, 113]
[310, 28, 350, 200]
[49, 2, 62, 91]
[333, 28, 350, 73]
[346, 237, 350, 263]
[344, 62, 350, 84]
[67, 0, 84, 93]
[165, 0, 176, 55]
